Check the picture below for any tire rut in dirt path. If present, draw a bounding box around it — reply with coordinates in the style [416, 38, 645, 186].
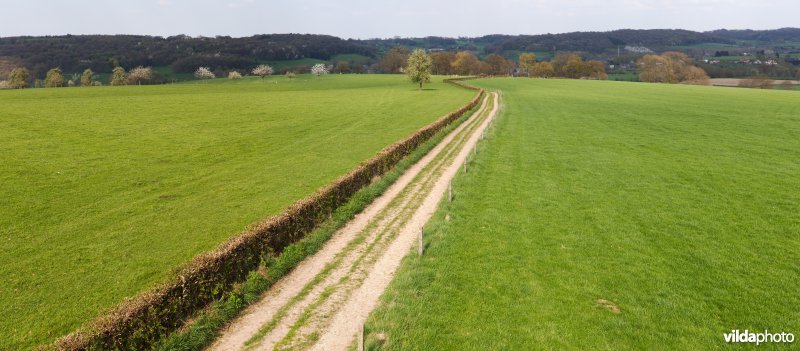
[207, 92, 500, 351]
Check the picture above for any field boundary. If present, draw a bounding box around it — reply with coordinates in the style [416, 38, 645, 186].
[48, 80, 483, 351]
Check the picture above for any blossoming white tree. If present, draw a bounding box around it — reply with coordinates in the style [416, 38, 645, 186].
[406, 49, 432, 90]
[127, 66, 152, 85]
[252, 64, 274, 79]
[228, 71, 242, 80]
[311, 63, 329, 76]
[195, 67, 216, 81]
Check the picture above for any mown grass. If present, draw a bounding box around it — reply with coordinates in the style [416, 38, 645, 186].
[366, 78, 800, 350]
[0, 74, 474, 349]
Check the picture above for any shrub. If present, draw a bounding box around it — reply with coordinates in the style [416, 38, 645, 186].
[45, 68, 64, 88]
[9, 67, 30, 89]
[739, 77, 774, 89]
[80, 69, 94, 87]
[252, 64, 274, 79]
[195, 67, 216, 80]
[110, 67, 127, 86]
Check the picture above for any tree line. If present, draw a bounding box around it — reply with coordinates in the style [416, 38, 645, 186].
[382, 48, 608, 79]
[636, 52, 710, 85]
[0, 62, 326, 88]
[0, 34, 374, 79]
[3, 29, 800, 83]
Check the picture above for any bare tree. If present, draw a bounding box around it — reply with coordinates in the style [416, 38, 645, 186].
[379, 47, 410, 73]
[638, 53, 709, 85]
[680, 66, 710, 85]
[430, 52, 456, 75]
[451, 51, 480, 76]
[334, 62, 351, 74]
[518, 53, 537, 77]
[583, 60, 608, 80]
[531, 62, 555, 78]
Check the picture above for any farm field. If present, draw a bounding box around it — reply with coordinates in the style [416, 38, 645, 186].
[607, 70, 638, 81]
[366, 78, 800, 350]
[0, 74, 474, 349]
[263, 54, 373, 71]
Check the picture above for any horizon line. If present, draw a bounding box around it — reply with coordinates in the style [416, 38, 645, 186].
[2, 27, 799, 41]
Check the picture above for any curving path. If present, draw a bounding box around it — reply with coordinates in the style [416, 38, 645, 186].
[207, 91, 500, 351]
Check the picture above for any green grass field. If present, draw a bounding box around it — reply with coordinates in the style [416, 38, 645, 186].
[0, 74, 474, 349]
[330, 54, 374, 64]
[607, 70, 638, 81]
[264, 58, 328, 69]
[264, 54, 373, 70]
[366, 78, 800, 350]
[674, 42, 739, 49]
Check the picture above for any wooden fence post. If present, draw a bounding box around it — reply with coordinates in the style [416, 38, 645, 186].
[448, 182, 452, 202]
[359, 323, 365, 351]
[418, 227, 424, 256]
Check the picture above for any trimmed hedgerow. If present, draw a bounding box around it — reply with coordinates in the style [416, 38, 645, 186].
[49, 81, 484, 351]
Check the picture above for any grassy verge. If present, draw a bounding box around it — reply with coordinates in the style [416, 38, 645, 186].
[152, 100, 482, 351]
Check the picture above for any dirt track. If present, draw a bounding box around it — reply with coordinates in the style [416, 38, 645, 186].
[207, 91, 500, 351]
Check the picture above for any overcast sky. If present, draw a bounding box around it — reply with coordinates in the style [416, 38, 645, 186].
[2, 0, 798, 39]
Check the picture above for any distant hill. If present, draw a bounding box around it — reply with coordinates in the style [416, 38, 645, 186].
[1, 28, 799, 79]
[708, 28, 800, 42]
[0, 34, 375, 78]
[482, 29, 732, 54]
